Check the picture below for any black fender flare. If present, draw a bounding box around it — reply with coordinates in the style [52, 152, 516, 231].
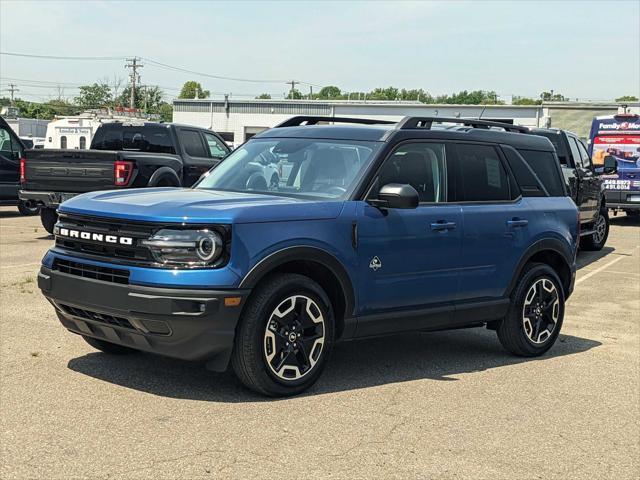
[148, 167, 181, 187]
[506, 238, 574, 297]
[239, 246, 356, 318]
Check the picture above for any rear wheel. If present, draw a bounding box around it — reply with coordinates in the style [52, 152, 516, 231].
[231, 273, 334, 396]
[581, 208, 609, 251]
[40, 208, 58, 234]
[17, 201, 39, 216]
[497, 262, 565, 357]
[82, 336, 137, 354]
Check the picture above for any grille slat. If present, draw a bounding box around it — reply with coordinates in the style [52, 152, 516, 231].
[59, 304, 134, 330]
[54, 258, 130, 285]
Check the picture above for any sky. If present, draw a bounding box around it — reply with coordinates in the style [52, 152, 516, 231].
[1, 0, 639, 103]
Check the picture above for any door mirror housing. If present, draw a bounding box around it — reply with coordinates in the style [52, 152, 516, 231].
[370, 183, 419, 209]
[602, 155, 617, 174]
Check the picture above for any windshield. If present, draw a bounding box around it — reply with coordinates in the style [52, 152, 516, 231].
[196, 138, 382, 200]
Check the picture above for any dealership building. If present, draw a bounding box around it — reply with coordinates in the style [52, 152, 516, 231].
[172, 99, 634, 146]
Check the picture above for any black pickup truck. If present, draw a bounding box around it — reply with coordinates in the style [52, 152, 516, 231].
[531, 128, 616, 250]
[20, 122, 230, 233]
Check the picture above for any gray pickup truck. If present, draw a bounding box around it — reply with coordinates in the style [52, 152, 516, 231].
[20, 122, 230, 233]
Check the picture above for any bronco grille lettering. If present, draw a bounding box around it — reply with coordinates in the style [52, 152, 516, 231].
[58, 227, 133, 246]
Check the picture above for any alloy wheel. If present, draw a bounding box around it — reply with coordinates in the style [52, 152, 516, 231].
[263, 295, 325, 380]
[593, 214, 606, 245]
[522, 278, 560, 344]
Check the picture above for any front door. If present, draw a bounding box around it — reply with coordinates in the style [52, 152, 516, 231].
[356, 142, 462, 319]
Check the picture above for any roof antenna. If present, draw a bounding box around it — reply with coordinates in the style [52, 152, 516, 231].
[478, 105, 487, 119]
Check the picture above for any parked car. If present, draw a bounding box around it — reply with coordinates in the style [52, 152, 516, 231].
[0, 116, 40, 215]
[19, 136, 45, 149]
[19, 122, 231, 233]
[530, 128, 616, 250]
[37, 116, 578, 396]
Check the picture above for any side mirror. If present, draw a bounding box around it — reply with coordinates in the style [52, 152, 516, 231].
[370, 183, 419, 209]
[603, 155, 617, 174]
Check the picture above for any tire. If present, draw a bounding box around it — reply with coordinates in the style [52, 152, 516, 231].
[40, 208, 58, 234]
[497, 262, 565, 357]
[581, 208, 609, 251]
[82, 336, 137, 354]
[17, 201, 39, 216]
[231, 273, 334, 396]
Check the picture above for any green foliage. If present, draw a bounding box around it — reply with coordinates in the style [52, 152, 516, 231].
[159, 103, 173, 122]
[317, 86, 342, 99]
[10, 98, 80, 119]
[179, 81, 210, 99]
[540, 91, 567, 102]
[615, 95, 638, 102]
[512, 96, 542, 105]
[255, 93, 272, 99]
[286, 89, 303, 100]
[74, 83, 112, 109]
[434, 90, 503, 105]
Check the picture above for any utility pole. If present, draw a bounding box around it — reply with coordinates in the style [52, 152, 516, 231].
[6, 83, 19, 103]
[286, 80, 297, 99]
[125, 57, 143, 109]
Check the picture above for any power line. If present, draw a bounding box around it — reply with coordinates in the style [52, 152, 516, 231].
[0, 51, 125, 60]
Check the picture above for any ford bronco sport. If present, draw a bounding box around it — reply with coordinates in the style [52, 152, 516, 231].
[38, 116, 578, 396]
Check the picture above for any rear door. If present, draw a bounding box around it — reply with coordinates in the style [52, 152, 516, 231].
[0, 123, 23, 200]
[568, 135, 598, 222]
[454, 143, 529, 301]
[177, 128, 216, 186]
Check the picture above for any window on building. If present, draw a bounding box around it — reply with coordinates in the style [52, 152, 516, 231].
[180, 130, 207, 157]
[455, 144, 514, 201]
[60, 136, 67, 149]
[377, 143, 447, 203]
[79, 136, 86, 149]
[218, 132, 235, 144]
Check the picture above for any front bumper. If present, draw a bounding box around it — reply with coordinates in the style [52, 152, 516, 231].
[38, 266, 249, 371]
[19, 190, 77, 208]
[605, 190, 640, 211]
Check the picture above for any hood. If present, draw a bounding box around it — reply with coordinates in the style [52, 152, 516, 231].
[58, 188, 345, 224]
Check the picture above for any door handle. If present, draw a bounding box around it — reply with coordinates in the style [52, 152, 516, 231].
[430, 221, 456, 231]
[507, 218, 528, 228]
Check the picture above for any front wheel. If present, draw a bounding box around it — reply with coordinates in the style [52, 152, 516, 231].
[497, 262, 565, 357]
[40, 208, 58, 235]
[231, 273, 334, 396]
[581, 208, 609, 251]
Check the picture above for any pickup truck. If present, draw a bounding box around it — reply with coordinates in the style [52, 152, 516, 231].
[19, 122, 230, 233]
[530, 128, 616, 250]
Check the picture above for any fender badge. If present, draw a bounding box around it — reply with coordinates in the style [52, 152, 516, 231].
[369, 256, 382, 271]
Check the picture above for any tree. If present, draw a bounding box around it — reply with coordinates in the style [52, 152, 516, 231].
[615, 95, 638, 102]
[255, 93, 272, 99]
[179, 81, 210, 99]
[286, 89, 303, 100]
[317, 86, 342, 99]
[540, 91, 567, 102]
[159, 102, 173, 122]
[75, 82, 112, 109]
[512, 96, 542, 105]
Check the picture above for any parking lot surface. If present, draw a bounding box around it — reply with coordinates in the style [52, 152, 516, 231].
[1, 207, 638, 479]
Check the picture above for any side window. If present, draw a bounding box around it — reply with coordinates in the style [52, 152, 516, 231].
[60, 136, 67, 149]
[567, 137, 582, 168]
[79, 136, 86, 149]
[203, 132, 228, 159]
[180, 130, 207, 157]
[0, 128, 14, 160]
[455, 144, 514, 202]
[377, 143, 447, 203]
[516, 149, 565, 196]
[576, 140, 592, 169]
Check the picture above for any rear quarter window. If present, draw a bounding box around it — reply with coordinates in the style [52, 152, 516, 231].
[517, 149, 565, 197]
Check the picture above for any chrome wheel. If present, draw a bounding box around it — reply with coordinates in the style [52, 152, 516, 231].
[263, 295, 325, 381]
[593, 213, 606, 245]
[522, 278, 560, 344]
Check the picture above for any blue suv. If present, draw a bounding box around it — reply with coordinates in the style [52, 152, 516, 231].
[38, 116, 578, 396]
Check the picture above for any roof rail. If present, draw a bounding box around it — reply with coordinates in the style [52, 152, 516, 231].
[396, 116, 529, 133]
[275, 116, 396, 128]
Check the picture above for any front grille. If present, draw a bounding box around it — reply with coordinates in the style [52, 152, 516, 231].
[54, 258, 130, 285]
[55, 214, 155, 265]
[59, 304, 134, 330]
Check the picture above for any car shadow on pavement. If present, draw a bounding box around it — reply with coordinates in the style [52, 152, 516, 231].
[609, 213, 640, 228]
[0, 210, 23, 219]
[576, 246, 615, 270]
[67, 327, 601, 402]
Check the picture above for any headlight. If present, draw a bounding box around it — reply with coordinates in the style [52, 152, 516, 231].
[142, 229, 224, 267]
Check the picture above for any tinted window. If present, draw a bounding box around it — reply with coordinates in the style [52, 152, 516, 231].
[180, 130, 207, 157]
[90, 126, 175, 154]
[22, 138, 34, 149]
[517, 149, 565, 196]
[203, 132, 228, 158]
[567, 136, 581, 168]
[456, 144, 513, 201]
[79, 136, 86, 149]
[0, 128, 14, 159]
[533, 131, 569, 165]
[377, 143, 447, 203]
[576, 140, 592, 168]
